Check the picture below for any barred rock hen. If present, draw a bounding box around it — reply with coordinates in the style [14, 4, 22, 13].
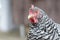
[27, 5, 60, 40]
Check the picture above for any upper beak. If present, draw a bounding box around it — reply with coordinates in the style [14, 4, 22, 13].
[28, 14, 33, 19]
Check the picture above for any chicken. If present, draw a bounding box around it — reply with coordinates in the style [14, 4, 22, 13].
[27, 5, 60, 40]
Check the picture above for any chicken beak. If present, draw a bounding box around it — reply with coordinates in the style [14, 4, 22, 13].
[28, 14, 33, 19]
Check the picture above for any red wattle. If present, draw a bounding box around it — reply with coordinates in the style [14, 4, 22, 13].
[29, 17, 38, 23]
[29, 18, 35, 23]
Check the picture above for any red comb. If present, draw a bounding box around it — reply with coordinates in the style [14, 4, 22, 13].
[31, 5, 34, 9]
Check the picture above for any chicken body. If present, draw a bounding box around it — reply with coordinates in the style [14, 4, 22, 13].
[27, 5, 60, 40]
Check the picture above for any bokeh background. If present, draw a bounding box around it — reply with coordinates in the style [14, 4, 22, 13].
[0, 0, 60, 40]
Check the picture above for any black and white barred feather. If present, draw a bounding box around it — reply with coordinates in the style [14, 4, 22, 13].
[27, 7, 60, 40]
